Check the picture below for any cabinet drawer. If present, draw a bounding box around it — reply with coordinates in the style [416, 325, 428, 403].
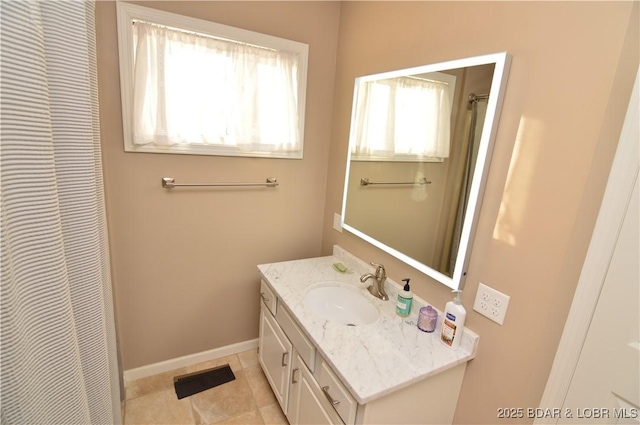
[260, 280, 277, 316]
[276, 306, 316, 373]
[317, 359, 357, 425]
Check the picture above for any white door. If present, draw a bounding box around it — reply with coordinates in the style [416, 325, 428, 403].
[287, 353, 342, 425]
[537, 69, 639, 425]
[258, 304, 292, 411]
[558, 174, 639, 424]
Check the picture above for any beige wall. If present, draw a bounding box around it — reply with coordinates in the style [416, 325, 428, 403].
[96, 1, 639, 423]
[322, 2, 638, 424]
[95, 1, 341, 369]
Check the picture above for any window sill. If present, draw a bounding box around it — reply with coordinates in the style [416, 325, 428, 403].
[124, 144, 303, 160]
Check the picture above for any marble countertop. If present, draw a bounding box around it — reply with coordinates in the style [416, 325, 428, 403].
[257, 246, 479, 405]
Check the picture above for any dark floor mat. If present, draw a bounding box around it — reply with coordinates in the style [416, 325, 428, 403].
[173, 364, 235, 399]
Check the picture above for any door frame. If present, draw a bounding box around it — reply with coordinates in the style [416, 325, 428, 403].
[536, 69, 639, 423]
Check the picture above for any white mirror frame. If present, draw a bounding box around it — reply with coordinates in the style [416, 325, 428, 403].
[341, 52, 511, 290]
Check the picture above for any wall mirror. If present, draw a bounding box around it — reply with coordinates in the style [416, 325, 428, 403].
[341, 52, 511, 290]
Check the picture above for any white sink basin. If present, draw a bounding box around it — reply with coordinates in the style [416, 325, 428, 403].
[304, 284, 379, 326]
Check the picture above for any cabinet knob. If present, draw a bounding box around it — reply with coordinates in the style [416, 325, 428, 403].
[281, 352, 289, 367]
[292, 368, 300, 384]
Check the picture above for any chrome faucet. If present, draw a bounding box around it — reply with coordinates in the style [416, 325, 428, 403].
[360, 262, 389, 301]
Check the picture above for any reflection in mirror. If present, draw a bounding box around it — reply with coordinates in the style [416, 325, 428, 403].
[341, 53, 511, 290]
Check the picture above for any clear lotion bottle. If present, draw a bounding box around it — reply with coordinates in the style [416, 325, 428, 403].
[441, 290, 466, 350]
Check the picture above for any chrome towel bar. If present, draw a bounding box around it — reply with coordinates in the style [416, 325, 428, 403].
[360, 177, 431, 186]
[162, 177, 278, 189]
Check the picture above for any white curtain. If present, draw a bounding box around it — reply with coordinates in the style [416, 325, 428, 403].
[352, 76, 451, 160]
[1, 1, 121, 424]
[133, 21, 301, 152]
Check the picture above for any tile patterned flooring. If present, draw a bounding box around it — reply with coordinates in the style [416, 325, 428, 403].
[123, 349, 288, 425]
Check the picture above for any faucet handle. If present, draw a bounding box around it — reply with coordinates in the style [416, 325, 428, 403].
[369, 262, 386, 279]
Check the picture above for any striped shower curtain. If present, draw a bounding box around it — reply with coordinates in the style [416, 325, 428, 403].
[1, 1, 121, 424]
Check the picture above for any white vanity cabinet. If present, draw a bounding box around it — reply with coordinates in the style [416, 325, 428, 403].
[257, 277, 469, 425]
[260, 299, 345, 425]
[258, 279, 343, 424]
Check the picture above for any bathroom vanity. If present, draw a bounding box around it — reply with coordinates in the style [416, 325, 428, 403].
[257, 246, 479, 425]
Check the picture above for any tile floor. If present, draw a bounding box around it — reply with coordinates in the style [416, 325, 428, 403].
[122, 349, 288, 425]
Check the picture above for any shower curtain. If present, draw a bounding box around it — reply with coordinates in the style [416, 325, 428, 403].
[1, 1, 121, 424]
[444, 99, 487, 275]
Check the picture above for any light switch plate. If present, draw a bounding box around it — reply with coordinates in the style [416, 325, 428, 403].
[473, 282, 510, 325]
[333, 213, 343, 233]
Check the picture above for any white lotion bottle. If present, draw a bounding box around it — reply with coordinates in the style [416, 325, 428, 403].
[440, 290, 466, 350]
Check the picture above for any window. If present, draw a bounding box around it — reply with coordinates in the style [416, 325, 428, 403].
[351, 72, 455, 162]
[116, 2, 308, 158]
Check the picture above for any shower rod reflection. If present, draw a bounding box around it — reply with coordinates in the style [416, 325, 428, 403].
[162, 177, 278, 189]
[468, 93, 489, 104]
[360, 177, 431, 186]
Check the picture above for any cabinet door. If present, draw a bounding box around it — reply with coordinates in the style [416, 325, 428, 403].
[258, 303, 292, 412]
[288, 353, 342, 425]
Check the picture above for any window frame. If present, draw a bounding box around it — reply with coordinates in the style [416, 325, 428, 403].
[116, 1, 309, 159]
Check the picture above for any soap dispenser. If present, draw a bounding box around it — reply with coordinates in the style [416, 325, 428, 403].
[396, 278, 413, 317]
[441, 290, 466, 350]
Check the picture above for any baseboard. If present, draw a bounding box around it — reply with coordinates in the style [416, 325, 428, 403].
[123, 338, 259, 383]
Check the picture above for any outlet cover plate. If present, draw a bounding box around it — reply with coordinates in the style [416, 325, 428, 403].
[333, 213, 343, 233]
[473, 282, 510, 325]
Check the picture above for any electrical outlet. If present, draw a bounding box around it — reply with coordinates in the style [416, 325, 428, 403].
[473, 282, 510, 325]
[333, 213, 343, 233]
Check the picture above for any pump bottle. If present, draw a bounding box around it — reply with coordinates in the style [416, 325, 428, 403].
[440, 290, 466, 350]
[396, 278, 413, 317]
